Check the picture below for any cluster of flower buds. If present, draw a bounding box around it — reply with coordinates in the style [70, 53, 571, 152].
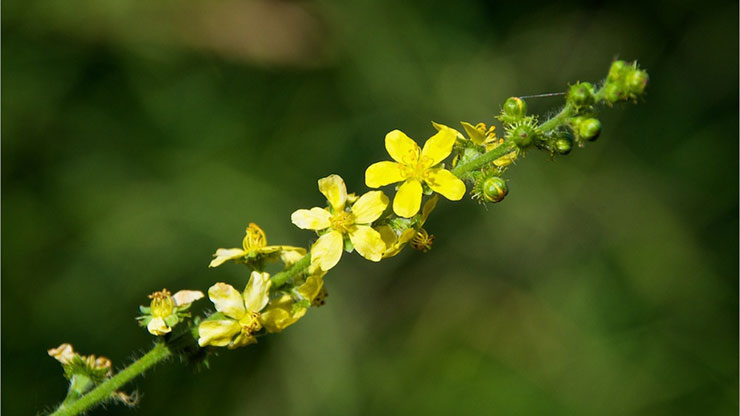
[48, 344, 137, 407]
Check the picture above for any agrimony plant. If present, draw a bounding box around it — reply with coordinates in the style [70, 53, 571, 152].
[45, 59, 648, 416]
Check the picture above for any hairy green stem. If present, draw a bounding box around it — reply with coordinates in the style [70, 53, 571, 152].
[271, 253, 311, 289]
[539, 103, 575, 132]
[450, 141, 519, 177]
[50, 343, 171, 416]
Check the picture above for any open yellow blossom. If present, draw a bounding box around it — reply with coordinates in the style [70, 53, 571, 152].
[365, 127, 465, 218]
[377, 195, 438, 258]
[138, 289, 204, 336]
[291, 174, 388, 271]
[261, 269, 326, 333]
[209, 222, 306, 268]
[198, 271, 271, 349]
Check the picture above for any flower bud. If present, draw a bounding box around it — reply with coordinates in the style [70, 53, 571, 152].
[608, 60, 628, 82]
[555, 135, 574, 155]
[579, 118, 601, 141]
[509, 123, 537, 148]
[602, 83, 623, 104]
[567, 82, 596, 108]
[480, 176, 508, 203]
[495, 97, 530, 124]
[625, 69, 648, 96]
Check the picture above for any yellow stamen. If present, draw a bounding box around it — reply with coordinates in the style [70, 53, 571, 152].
[410, 228, 434, 253]
[149, 289, 175, 318]
[329, 211, 355, 233]
[243, 222, 267, 251]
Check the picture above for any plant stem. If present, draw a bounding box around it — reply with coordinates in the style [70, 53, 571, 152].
[538, 103, 575, 132]
[50, 343, 172, 416]
[450, 141, 519, 177]
[271, 253, 311, 289]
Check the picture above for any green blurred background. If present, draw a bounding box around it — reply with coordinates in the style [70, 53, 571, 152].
[3, 0, 738, 414]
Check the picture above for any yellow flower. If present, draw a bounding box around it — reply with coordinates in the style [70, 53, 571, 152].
[434, 121, 518, 168]
[138, 289, 204, 336]
[365, 127, 465, 218]
[291, 174, 388, 271]
[459, 121, 499, 152]
[377, 195, 438, 258]
[261, 270, 326, 333]
[197, 271, 271, 349]
[209, 223, 306, 268]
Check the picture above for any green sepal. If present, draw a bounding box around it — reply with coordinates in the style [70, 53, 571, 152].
[202, 312, 227, 322]
[164, 314, 180, 327]
[139, 305, 151, 314]
[137, 316, 153, 327]
[344, 236, 354, 253]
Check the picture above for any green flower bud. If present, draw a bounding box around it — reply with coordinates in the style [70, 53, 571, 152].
[608, 60, 628, 82]
[625, 69, 648, 96]
[603, 83, 623, 104]
[567, 82, 596, 108]
[509, 123, 536, 148]
[480, 176, 508, 203]
[579, 118, 601, 141]
[555, 135, 574, 155]
[497, 97, 528, 124]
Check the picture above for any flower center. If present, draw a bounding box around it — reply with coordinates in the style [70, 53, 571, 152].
[239, 311, 262, 334]
[149, 289, 175, 318]
[329, 211, 355, 233]
[400, 155, 434, 180]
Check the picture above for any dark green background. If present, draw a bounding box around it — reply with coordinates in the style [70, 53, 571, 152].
[3, 0, 738, 414]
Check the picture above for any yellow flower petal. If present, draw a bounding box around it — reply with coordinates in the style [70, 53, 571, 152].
[365, 161, 405, 188]
[461, 121, 486, 145]
[348, 225, 386, 262]
[209, 248, 246, 268]
[311, 230, 344, 271]
[421, 126, 456, 167]
[424, 168, 466, 201]
[377, 225, 397, 247]
[393, 179, 423, 218]
[278, 247, 307, 266]
[261, 294, 307, 333]
[208, 282, 246, 319]
[385, 130, 419, 165]
[297, 273, 325, 301]
[351, 191, 389, 224]
[318, 174, 347, 211]
[243, 271, 271, 313]
[48, 343, 75, 364]
[197, 319, 241, 347]
[172, 290, 204, 306]
[229, 331, 258, 349]
[147, 317, 171, 336]
[291, 207, 331, 230]
[420, 195, 439, 223]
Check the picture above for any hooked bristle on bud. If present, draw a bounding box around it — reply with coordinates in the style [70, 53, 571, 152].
[505, 118, 540, 149]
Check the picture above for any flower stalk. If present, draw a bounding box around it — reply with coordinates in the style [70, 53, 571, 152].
[44, 59, 648, 415]
[50, 343, 171, 416]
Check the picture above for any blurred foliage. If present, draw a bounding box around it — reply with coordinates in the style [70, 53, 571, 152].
[2, 0, 738, 415]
